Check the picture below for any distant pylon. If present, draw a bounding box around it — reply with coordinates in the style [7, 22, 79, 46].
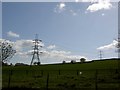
[30, 34, 42, 66]
[118, 32, 120, 59]
[99, 50, 103, 60]
[115, 32, 120, 59]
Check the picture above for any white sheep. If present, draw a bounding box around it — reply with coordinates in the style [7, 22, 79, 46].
[79, 71, 82, 75]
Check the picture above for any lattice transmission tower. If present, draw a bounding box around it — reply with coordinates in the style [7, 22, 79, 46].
[115, 32, 120, 59]
[118, 32, 120, 59]
[30, 34, 42, 65]
[99, 50, 103, 60]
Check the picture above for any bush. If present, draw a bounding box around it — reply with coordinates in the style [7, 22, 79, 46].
[80, 58, 86, 63]
[62, 61, 66, 64]
[71, 60, 76, 64]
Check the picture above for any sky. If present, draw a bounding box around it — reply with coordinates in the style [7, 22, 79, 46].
[2, 0, 119, 65]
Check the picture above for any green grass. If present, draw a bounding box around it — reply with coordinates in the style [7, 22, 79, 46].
[2, 59, 120, 89]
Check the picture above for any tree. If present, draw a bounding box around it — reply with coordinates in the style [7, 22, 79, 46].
[33, 62, 41, 65]
[0, 40, 16, 63]
[80, 58, 86, 63]
[62, 60, 66, 64]
[71, 60, 76, 64]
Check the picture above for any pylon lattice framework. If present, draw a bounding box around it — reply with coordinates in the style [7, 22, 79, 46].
[118, 32, 120, 59]
[30, 34, 42, 65]
[99, 50, 103, 60]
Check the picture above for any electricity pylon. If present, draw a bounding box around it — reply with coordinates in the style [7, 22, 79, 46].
[30, 34, 42, 66]
[99, 50, 103, 60]
[115, 32, 120, 59]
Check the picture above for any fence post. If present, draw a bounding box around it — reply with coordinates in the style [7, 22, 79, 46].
[95, 69, 98, 90]
[77, 70, 79, 75]
[59, 69, 60, 75]
[46, 73, 49, 90]
[8, 70, 12, 88]
[41, 70, 43, 77]
[26, 70, 28, 76]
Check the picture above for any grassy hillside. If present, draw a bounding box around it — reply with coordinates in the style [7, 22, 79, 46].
[3, 59, 119, 70]
[2, 59, 120, 90]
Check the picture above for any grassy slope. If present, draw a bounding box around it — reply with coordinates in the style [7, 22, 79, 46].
[2, 59, 120, 89]
[3, 59, 119, 70]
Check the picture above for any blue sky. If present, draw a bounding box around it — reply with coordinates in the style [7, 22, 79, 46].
[2, 2, 118, 64]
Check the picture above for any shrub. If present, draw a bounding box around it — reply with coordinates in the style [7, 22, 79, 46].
[71, 60, 76, 64]
[62, 61, 66, 64]
[80, 58, 86, 63]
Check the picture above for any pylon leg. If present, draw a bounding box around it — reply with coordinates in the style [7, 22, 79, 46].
[30, 54, 35, 65]
[37, 53, 40, 65]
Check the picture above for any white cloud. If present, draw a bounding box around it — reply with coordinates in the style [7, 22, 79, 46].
[65, 55, 87, 60]
[40, 50, 71, 58]
[0, 39, 14, 45]
[51, 50, 71, 56]
[102, 13, 105, 16]
[0, 39, 44, 57]
[39, 49, 87, 61]
[54, 2, 66, 13]
[0, 38, 88, 63]
[13, 40, 33, 51]
[86, 0, 112, 12]
[13, 39, 44, 52]
[0, 39, 42, 59]
[69, 9, 77, 16]
[54, 2, 79, 16]
[54, 0, 113, 16]
[59, 2, 66, 10]
[75, 0, 79, 2]
[15, 51, 29, 58]
[47, 45, 56, 49]
[77, 0, 98, 2]
[6, 39, 44, 59]
[7, 31, 20, 38]
[97, 40, 118, 50]
[75, 0, 113, 13]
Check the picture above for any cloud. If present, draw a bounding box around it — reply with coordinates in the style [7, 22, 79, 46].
[3, 39, 44, 60]
[76, 0, 98, 3]
[101, 13, 105, 16]
[75, 0, 79, 2]
[69, 9, 77, 16]
[54, 2, 66, 13]
[15, 51, 29, 58]
[14, 40, 34, 51]
[59, 2, 66, 10]
[54, 0, 113, 16]
[39, 49, 87, 61]
[13, 39, 44, 52]
[86, 0, 112, 12]
[65, 55, 87, 60]
[38, 50, 71, 58]
[54, 2, 79, 16]
[97, 40, 118, 50]
[50, 50, 71, 57]
[0, 39, 14, 45]
[24, 48, 87, 61]
[0, 39, 44, 58]
[0, 38, 88, 63]
[47, 45, 56, 49]
[7, 31, 20, 38]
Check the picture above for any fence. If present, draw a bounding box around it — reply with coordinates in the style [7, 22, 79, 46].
[2, 69, 120, 90]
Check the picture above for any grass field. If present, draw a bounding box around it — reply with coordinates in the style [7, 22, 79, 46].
[2, 59, 120, 90]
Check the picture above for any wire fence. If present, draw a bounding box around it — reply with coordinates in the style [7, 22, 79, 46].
[2, 69, 120, 90]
